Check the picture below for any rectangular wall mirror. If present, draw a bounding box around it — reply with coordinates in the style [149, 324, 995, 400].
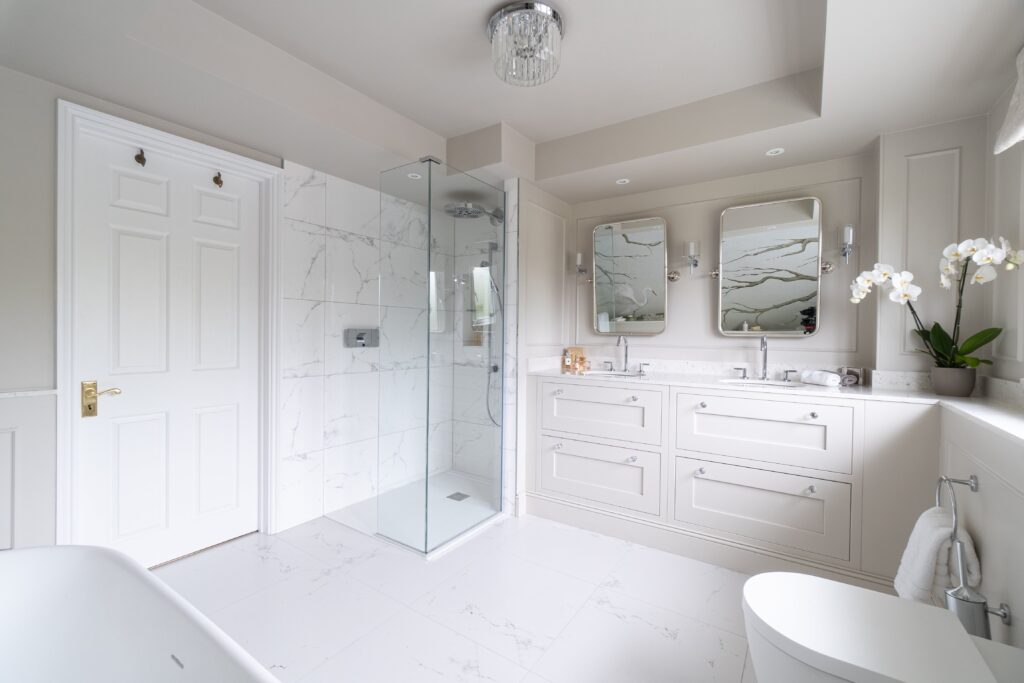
[718, 197, 821, 337]
[593, 217, 667, 335]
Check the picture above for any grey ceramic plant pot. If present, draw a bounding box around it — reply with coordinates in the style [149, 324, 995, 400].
[930, 367, 977, 397]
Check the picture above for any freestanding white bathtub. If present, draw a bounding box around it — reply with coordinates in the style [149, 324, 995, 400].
[0, 545, 276, 682]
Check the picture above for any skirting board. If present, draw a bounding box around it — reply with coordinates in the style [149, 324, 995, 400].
[526, 492, 894, 593]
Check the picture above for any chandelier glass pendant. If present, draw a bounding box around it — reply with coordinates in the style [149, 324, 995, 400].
[487, 2, 564, 87]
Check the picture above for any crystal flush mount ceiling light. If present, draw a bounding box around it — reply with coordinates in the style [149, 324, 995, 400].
[488, 2, 565, 87]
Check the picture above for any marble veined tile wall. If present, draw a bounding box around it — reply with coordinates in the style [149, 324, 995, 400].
[277, 162, 518, 533]
[279, 161, 382, 530]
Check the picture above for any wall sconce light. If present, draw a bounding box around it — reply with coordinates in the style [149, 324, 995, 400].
[686, 241, 701, 274]
[840, 224, 855, 265]
[575, 252, 591, 283]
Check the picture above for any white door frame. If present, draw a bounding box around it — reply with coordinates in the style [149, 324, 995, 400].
[55, 100, 283, 544]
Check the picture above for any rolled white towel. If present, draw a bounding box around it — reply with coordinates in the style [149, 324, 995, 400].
[799, 370, 841, 387]
[894, 506, 982, 605]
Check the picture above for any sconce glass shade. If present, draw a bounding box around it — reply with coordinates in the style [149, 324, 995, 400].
[488, 3, 564, 87]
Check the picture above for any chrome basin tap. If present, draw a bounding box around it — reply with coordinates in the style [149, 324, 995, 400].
[617, 335, 629, 372]
[759, 336, 769, 381]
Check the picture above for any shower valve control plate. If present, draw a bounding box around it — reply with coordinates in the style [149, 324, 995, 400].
[344, 328, 380, 348]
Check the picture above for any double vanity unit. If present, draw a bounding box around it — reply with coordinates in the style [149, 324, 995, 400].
[526, 371, 962, 588]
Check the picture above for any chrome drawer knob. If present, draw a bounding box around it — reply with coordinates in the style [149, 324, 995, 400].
[699, 401, 708, 409]
[628, 455, 638, 463]
[696, 467, 706, 476]
[554, 389, 564, 396]
[807, 485, 817, 494]
[553, 443, 563, 450]
[809, 411, 819, 419]
[629, 395, 639, 402]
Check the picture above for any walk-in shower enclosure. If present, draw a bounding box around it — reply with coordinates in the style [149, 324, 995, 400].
[375, 158, 505, 553]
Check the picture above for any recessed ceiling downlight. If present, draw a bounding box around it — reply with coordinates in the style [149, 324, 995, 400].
[765, 147, 785, 157]
[615, 178, 630, 185]
[407, 172, 422, 179]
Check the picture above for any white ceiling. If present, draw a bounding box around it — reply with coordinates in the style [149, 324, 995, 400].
[1, 1, 1021, 203]
[193, 0, 827, 142]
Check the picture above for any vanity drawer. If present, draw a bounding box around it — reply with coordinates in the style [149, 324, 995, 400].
[539, 435, 660, 515]
[673, 391, 853, 474]
[542, 381, 662, 445]
[674, 457, 851, 560]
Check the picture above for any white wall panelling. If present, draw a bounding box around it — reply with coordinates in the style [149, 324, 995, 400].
[941, 408, 1024, 647]
[986, 86, 1024, 382]
[876, 116, 988, 372]
[0, 394, 58, 549]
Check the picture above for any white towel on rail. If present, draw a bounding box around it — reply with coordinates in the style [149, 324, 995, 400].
[894, 506, 981, 605]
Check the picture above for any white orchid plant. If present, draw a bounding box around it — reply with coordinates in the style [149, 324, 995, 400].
[850, 237, 1023, 369]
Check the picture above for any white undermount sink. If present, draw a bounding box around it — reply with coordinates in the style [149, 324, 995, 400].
[584, 370, 641, 377]
[719, 378, 801, 387]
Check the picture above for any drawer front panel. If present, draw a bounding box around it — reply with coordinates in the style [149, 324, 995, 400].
[540, 435, 660, 514]
[543, 382, 662, 445]
[674, 392, 853, 473]
[674, 457, 851, 560]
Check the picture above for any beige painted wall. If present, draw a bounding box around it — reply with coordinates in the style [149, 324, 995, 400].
[567, 155, 879, 370]
[0, 65, 280, 392]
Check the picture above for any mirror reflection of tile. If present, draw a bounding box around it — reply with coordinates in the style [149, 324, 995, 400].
[593, 217, 667, 335]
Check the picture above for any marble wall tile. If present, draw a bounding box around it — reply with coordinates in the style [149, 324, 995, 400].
[279, 376, 325, 457]
[428, 420, 454, 473]
[378, 368, 428, 435]
[323, 439, 378, 513]
[381, 194, 429, 249]
[325, 229, 379, 305]
[327, 176, 379, 239]
[282, 219, 326, 301]
[379, 240, 428, 309]
[379, 306, 429, 370]
[379, 427, 428, 490]
[452, 421, 501, 480]
[325, 303, 380, 375]
[283, 162, 327, 227]
[324, 372, 379, 447]
[277, 449, 325, 530]
[452, 365, 494, 426]
[281, 300, 325, 379]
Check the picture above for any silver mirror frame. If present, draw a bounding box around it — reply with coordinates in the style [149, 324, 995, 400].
[716, 197, 822, 338]
[592, 216, 668, 336]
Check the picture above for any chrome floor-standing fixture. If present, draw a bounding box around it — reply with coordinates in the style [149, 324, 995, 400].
[487, 2, 565, 87]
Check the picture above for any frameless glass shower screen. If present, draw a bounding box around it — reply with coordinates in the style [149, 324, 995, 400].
[377, 158, 505, 553]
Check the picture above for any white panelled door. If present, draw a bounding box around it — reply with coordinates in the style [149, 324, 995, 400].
[67, 110, 267, 567]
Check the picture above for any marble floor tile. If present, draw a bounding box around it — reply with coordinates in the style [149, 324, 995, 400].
[210, 568, 403, 682]
[602, 543, 750, 636]
[532, 588, 747, 683]
[153, 532, 327, 615]
[275, 515, 385, 572]
[481, 515, 631, 585]
[412, 553, 596, 669]
[302, 608, 527, 683]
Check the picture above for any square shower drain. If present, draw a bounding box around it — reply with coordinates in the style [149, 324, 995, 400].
[447, 492, 470, 501]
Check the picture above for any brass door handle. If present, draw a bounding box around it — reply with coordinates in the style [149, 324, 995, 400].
[81, 381, 122, 417]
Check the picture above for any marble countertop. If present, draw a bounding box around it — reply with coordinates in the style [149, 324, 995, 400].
[529, 369, 1024, 444]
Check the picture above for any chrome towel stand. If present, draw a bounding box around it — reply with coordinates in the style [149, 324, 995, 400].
[935, 474, 1011, 639]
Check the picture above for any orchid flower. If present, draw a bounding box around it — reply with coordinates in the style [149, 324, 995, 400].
[958, 238, 989, 259]
[972, 243, 1006, 266]
[888, 283, 922, 304]
[940, 272, 952, 290]
[971, 264, 997, 284]
[890, 271, 914, 290]
[942, 243, 966, 261]
[873, 263, 895, 282]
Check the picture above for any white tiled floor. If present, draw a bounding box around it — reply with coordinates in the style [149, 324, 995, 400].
[153, 514, 757, 682]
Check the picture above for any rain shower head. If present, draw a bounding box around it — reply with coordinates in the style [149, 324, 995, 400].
[444, 202, 486, 219]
